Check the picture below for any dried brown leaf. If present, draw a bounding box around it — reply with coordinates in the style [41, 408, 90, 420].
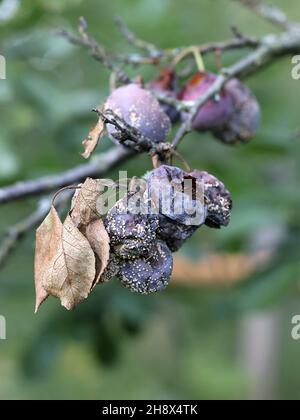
[81, 117, 105, 159]
[70, 178, 113, 288]
[70, 177, 104, 227]
[34, 206, 62, 313]
[35, 176, 113, 312]
[43, 214, 96, 310]
[85, 219, 110, 286]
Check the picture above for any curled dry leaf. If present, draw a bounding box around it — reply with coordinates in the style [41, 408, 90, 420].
[85, 219, 110, 286]
[42, 214, 96, 310]
[81, 116, 105, 159]
[70, 177, 111, 287]
[34, 206, 61, 313]
[34, 177, 112, 312]
[70, 177, 104, 227]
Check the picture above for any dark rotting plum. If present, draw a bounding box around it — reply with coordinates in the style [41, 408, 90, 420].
[190, 170, 232, 228]
[118, 240, 173, 294]
[212, 78, 261, 145]
[105, 193, 159, 260]
[102, 165, 232, 294]
[145, 165, 207, 227]
[156, 213, 199, 252]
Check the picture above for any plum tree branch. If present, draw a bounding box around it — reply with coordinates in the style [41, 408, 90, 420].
[58, 17, 132, 84]
[114, 16, 162, 57]
[114, 16, 259, 65]
[0, 146, 133, 204]
[115, 36, 259, 66]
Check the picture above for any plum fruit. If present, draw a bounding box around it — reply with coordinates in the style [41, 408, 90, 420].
[104, 83, 171, 143]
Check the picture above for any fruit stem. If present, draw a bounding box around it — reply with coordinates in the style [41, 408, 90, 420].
[191, 46, 205, 72]
[51, 185, 81, 207]
[170, 149, 191, 172]
[172, 46, 205, 72]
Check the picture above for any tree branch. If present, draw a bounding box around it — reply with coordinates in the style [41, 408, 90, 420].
[114, 16, 163, 57]
[0, 192, 72, 268]
[58, 17, 132, 84]
[0, 146, 133, 204]
[61, 16, 259, 70]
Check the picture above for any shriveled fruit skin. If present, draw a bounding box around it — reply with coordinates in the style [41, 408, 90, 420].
[144, 165, 208, 252]
[213, 78, 261, 145]
[179, 72, 234, 131]
[156, 213, 199, 252]
[104, 83, 171, 143]
[99, 253, 120, 283]
[105, 194, 159, 260]
[118, 241, 173, 294]
[190, 170, 232, 229]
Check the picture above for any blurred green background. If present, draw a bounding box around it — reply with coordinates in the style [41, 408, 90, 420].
[0, 0, 300, 400]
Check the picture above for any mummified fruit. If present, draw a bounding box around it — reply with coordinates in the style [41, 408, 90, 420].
[190, 170, 232, 228]
[103, 165, 232, 295]
[179, 72, 234, 131]
[144, 165, 202, 252]
[118, 240, 173, 294]
[156, 213, 198, 252]
[147, 67, 180, 123]
[212, 78, 261, 144]
[100, 253, 120, 283]
[104, 83, 171, 143]
[145, 165, 207, 227]
[105, 193, 159, 260]
[145, 165, 231, 249]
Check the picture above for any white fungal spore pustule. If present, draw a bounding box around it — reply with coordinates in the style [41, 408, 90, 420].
[119, 241, 173, 294]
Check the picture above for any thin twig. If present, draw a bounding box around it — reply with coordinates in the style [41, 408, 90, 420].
[0, 193, 70, 268]
[173, 36, 259, 58]
[234, 0, 298, 31]
[58, 18, 131, 84]
[98, 109, 186, 165]
[61, 16, 258, 71]
[116, 37, 259, 67]
[97, 109, 155, 151]
[115, 16, 162, 57]
[151, 93, 193, 112]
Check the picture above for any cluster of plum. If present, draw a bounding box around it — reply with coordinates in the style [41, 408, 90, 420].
[100, 67, 259, 293]
[104, 68, 260, 146]
[103, 165, 232, 294]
